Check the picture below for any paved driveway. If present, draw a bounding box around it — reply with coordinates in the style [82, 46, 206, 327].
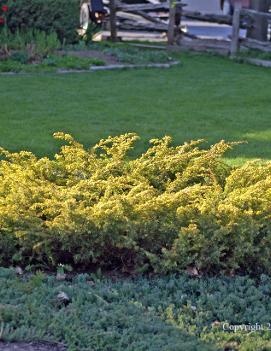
[185, 0, 222, 14]
[183, 0, 248, 40]
[184, 20, 247, 40]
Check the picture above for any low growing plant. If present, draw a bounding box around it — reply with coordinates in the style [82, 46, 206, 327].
[43, 55, 104, 69]
[0, 55, 104, 73]
[0, 133, 270, 275]
[0, 29, 61, 61]
[102, 46, 173, 64]
[1, 269, 271, 350]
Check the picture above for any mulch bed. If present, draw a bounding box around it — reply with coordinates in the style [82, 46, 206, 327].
[57, 49, 119, 65]
[0, 342, 66, 351]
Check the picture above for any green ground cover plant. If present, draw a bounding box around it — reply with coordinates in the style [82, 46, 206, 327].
[0, 132, 271, 275]
[0, 55, 104, 73]
[0, 29, 61, 60]
[0, 33, 172, 72]
[0, 28, 105, 72]
[0, 268, 271, 351]
[92, 43, 173, 64]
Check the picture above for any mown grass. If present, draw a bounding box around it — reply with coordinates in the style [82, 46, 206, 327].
[0, 52, 271, 164]
[1, 268, 271, 351]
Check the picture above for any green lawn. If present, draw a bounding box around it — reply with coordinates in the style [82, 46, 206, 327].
[0, 52, 271, 163]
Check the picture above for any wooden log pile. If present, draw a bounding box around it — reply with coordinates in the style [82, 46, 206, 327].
[116, 3, 172, 12]
[241, 37, 271, 52]
[118, 19, 168, 32]
[182, 10, 251, 29]
[111, 1, 252, 34]
[113, 1, 184, 35]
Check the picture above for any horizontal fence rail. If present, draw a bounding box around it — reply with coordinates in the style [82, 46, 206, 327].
[106, 0, 271, 56]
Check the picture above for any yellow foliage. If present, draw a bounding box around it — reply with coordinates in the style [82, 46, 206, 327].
[0, 133, 270, 274]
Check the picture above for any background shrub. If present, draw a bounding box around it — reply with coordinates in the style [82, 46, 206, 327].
[6, 0, 80, 44]
[0, 133, 271, 275]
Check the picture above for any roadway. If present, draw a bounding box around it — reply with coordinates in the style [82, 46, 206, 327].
[184, 20, 247, 40]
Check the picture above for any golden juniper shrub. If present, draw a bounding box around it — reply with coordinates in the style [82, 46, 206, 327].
[0, 133, 270, 274]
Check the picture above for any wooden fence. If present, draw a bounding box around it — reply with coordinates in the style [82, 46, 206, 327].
[107, 0, 271, 57]
[232, 5, 271, 56]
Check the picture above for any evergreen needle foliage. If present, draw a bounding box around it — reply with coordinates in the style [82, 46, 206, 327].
[0, 133, 271, 274]
[1, 268, 271, 351]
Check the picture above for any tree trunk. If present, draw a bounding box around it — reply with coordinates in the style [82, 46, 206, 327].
[230, 0, 242, 57]
[247, 0, 270, 41]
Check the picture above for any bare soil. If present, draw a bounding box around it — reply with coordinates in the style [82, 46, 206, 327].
[0, 341, 66, 351]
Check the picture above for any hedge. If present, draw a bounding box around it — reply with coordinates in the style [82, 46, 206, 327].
[6, 0, 80, 44]
[0, 132, 271, 274]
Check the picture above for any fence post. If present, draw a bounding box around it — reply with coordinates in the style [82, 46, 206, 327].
[175, 2, 183, 45]
[109, 0, 117, 42]
[230, 0, 242, 57]
[247, 0, 269, 42]
[168, 0, 176, 46]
